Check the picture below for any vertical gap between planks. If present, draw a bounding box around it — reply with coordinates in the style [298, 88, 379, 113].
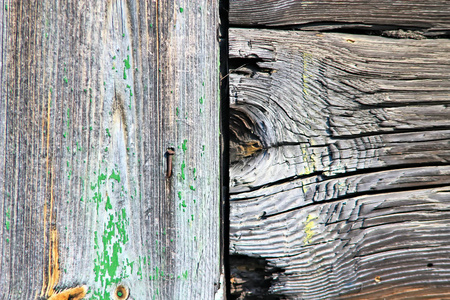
[219, 0, 230, 298]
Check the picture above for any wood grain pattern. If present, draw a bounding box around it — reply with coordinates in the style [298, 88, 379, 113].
[229, 0, 450, 33]
[0, 1, 220, 299]
[229, 28, 450, 299]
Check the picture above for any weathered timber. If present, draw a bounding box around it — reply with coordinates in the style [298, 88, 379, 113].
[0, 1, 221, 299]
[229, 0, 450, 34]
[229, 28, 450, 299]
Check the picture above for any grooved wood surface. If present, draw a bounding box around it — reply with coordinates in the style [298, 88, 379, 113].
[0, 1, 220, 299]
[229, 0, 450, 31]
[229, 28, 450, 299]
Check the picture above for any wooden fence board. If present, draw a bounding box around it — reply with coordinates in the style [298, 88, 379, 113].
[0, 1, 221, 299]
[229, 28, 450, 299]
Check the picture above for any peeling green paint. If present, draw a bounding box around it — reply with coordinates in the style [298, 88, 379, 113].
[92, 208, 130, 300]
[124, 55, 131, 70]
[182, 139, 187, 153]
[106, 128, 111, 137]
[181, 161, 186, 180]
[109, 170, 121, 183]
[5, 208, 10, 231]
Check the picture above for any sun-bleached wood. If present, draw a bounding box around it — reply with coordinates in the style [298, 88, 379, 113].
[229, 0, 450, 34]
[0, 1, 221, 299]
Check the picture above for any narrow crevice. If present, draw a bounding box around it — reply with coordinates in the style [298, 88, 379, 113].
[228, 57, 275, 78]
[261, 183, 450, 220]
[231, 161, 450, 196]
[219, 0, 231, 297]
[331, 126, 450, 140]
[229, 22, 450, 39]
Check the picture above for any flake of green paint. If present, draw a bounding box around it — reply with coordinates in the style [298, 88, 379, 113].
[105, 147, 108, 152]
[63, 76, 68, 84]
[126, 84, 131, 88]
[181, 200, 186, 208]
[106, 128, 111, 137]
[80, 197, 83, 202]
[199, 96, 204, 104]
[182, 270, 188, 280]
[67, 161, 70, 168]
[5, 4, 7, 11]
[89, 126, 93, 131]
[182, 139, 187, 153]
[50, 87, 53, 93]
[105, 196, 112, 211]
[122, 33, 125, 37]
[123, 68, 127, 80]
[109, 169, 121, 183]
[178, 191, 182, 200]
[84, 89, 87, 93]
[63, 132, 66, 138]
[135, 68, 138, 71]
[189, 185, 195, 191]
[64, 67, 66, 72]
[181, 161, 186, 180]
[176, 107, 179, 116]
[179, 7, 184, 12]
[124, 55, 131, 70]
[191, 215, 194, 221]
[6, 238, 9, 243]
[130, 90, 133, 96]
[113, 56, 116, 60]
[112, 66, 115, 70]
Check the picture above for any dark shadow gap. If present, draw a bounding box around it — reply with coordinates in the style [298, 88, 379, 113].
[219, 0, 231, 298]
[228, 22, 450, 39]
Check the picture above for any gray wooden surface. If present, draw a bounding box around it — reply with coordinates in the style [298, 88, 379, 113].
[229, 0, 450, 33]
[0, 1, 221, 299]
[229, 28, 450, 299]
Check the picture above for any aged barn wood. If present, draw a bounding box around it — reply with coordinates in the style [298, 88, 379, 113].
[0, 1, 221, 299]
[229, 0, 450, 35]
[229, 28, 450, 299]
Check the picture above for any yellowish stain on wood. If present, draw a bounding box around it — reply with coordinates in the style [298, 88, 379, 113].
[304, 214, 318, 245]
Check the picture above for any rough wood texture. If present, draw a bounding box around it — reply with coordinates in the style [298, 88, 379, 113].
[0, 1, 220, 299]
[229, 0, 450, 34]
[229, 28, 450, 299]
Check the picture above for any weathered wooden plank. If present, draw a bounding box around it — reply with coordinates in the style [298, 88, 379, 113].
[229, 0, 450, 33]
[0, 1, 220, 299]
[229, 28, 450, 298]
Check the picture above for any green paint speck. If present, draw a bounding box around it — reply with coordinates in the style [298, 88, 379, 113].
[63, 76, 68, 84]
[109, 170, 121, 183]
[178, 191, 182, 200]
[124, 55, 131, 70]
[179, 7, 184, 13]
[182, 139, 187, 153]
[189, 185, 195, 191]
[199, 96, 204, 104]
[106, 128, 111, 137]
[181, 161, 186, 180]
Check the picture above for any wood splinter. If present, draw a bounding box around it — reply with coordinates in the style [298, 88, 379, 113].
[47, 285, 87, 300]
[166, 148, 175, 178]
